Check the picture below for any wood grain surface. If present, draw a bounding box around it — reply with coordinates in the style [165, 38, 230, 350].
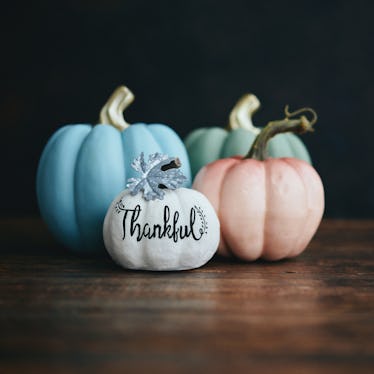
[0, 218, 373, 373]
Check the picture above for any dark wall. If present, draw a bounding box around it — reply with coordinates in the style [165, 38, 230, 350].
[1, 0, 373, 217]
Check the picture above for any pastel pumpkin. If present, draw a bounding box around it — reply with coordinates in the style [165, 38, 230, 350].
[193, 107, 324, 261]
[103, 153, 220, 271]
[36, 86, 191, 254]
[104, 188, 220, 271]
[185, 94, 311, 178]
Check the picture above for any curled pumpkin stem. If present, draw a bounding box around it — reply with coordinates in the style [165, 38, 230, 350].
[227, 93, 261, 134]
[245, 105, 318, 161]
[99, 86, 134, 131]
[284, 106, 318, 127]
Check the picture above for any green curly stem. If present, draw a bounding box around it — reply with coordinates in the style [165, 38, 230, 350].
[99, 86, 134, 131]
[245, 106, 318, 161]
[228, 93, 261, 134]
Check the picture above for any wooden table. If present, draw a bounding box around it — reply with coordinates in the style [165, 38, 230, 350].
[0, 219, 373, 373]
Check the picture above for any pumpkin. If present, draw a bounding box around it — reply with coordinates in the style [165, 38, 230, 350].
[192, 107, 324, 261]
[185, 94, 311, 178]
[36, 86, 191, 254]
[103, 153, 220, 271]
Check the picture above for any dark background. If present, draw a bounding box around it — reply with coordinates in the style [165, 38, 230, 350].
[1, 0, 373, 218]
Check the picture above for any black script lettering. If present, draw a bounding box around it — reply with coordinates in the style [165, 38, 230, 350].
[121, 205, 141, 240]
[173, 211, 180, 243]
[162, 206, 172, 238]
[120, 204, 207, 243]
[190, 208, 204, 241]
[153, 224, 162, 239]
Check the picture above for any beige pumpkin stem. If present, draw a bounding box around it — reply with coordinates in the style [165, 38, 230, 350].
[228, 93, 261, 134]
[99, 86, 134, 131]
[245, 106, 317, 161]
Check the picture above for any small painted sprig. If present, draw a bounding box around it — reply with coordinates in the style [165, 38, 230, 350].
[194, 205, 208, 235]
[115, 199, 126, 214]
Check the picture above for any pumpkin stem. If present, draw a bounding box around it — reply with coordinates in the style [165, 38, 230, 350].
[245, 106, 317, 161]
[99, 86, 134, 131]
[228, 93, 261, 134]
[161, 158, 181, 171]
[159, 158, 181, 189]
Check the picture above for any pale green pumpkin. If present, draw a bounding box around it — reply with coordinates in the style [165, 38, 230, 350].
[184, 94, 311, 178]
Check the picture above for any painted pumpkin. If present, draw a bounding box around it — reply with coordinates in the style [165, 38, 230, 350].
[193, 107, 324, 261]
[185, 94, 311, 178]
[36, 86, 191, 254]
[103, 153, 220, 271]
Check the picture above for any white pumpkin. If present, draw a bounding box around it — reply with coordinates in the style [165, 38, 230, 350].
[103, 188, 220, 271]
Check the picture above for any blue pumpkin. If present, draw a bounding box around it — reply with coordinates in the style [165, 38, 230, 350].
[37, 86, 191, 254]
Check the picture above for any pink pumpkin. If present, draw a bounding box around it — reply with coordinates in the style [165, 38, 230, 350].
[193, 107, 324, 261]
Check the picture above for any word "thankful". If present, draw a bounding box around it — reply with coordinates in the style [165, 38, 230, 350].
[115, 203, 207, 242]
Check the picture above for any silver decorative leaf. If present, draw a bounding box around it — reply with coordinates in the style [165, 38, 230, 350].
[126, 152, 186, 201]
